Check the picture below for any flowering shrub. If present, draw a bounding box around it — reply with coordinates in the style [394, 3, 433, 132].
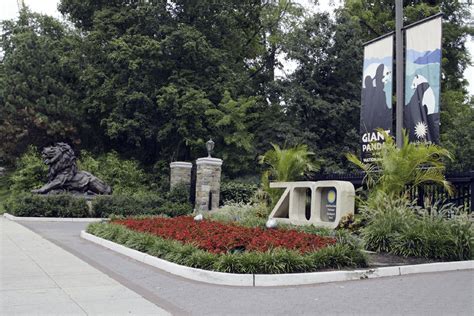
[113, 216, 336, 254]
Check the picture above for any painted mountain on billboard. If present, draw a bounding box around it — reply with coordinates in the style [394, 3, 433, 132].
[414, 49, 441, 65]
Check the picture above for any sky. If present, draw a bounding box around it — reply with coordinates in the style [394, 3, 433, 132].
[0, 0, 472, 94]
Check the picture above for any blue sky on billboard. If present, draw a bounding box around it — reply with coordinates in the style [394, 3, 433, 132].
[0, 0, 472, 94]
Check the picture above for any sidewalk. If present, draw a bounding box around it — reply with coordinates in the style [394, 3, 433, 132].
[0, 217, 169, 315]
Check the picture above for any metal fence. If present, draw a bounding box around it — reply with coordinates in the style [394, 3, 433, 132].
[309, 171, 473, 212]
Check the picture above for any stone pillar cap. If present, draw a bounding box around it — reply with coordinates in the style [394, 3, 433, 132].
[196, 157, 223, 166]
[170, 161, 193, 168]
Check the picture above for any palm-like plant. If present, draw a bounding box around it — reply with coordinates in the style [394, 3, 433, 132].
[346, 130, 453, 200]
[259, 144, 317, 204]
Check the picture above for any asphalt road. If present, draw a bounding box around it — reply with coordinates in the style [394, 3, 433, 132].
[20, 221, 474, 316]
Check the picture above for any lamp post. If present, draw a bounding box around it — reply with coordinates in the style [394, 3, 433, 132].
[206, 138, 215, 158]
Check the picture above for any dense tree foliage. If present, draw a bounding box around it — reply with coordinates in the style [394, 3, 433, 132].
[0, 0, 472, 176]
[0, 12, 85, 162]
[280, 11, 364, 172]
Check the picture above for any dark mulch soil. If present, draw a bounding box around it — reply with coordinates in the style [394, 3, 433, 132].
[366, 251, 440, 267]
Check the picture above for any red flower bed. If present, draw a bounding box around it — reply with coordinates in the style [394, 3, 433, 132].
[113, 217, 336, 254]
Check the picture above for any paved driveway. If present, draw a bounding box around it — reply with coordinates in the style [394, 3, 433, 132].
[6, 220, 474, 315]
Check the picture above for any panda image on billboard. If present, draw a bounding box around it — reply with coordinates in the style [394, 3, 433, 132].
[404, 74, 439, 143]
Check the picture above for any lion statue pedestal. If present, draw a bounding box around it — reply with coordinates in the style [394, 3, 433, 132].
[32, 143, 111, 196]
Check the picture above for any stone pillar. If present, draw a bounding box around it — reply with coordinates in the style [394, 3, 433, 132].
[195, 157, 223, 211]
[169, 162, 193, 190]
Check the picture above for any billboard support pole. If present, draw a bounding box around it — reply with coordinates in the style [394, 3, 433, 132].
[395, 0, 404, 148]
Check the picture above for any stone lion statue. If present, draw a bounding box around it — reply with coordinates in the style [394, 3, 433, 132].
[32, 143, 112, 195]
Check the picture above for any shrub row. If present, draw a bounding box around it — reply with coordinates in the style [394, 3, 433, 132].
[87, 222, 367, 274]
[92, 195, 192, 217]
[7, 193, 90, 218]
[7, 193, 193, 218]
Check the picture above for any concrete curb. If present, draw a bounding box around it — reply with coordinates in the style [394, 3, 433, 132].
[3, 213, 108, 223]
[80, 230, 474, 287]
[80, 231, 253, 286]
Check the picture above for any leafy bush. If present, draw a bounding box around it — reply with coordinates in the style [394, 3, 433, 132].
[92, 194, 192, 217]
[260, 143, 318, 205]
[9, 148, 158, 197]
[78, 151, 154, 195]
[9, 146, 47, 194]
[220, 181, 258, 205]
[337, 213, 366, 233]
[167, 183, 190, 204]
[346, 130, 452, 201]
[87, 221, 367, 274]
[7, 193, 90, 217]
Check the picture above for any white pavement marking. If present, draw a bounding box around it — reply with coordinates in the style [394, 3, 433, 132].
[0, 217, 170, 315]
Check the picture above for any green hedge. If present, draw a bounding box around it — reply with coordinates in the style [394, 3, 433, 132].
[6, 193, 193, 218]
[7, 194, 90, 218]
[220, 181, 258, 205]
[87, 222, 367, 274]
[92, 194, 192, 217]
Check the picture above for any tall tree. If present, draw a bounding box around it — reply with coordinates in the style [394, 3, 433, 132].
[0, 9, 85, 163]
[280, 10, 364, 172]
[57, 0, 271, 175]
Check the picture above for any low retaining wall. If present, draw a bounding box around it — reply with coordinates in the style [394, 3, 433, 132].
[80, 230, 474, 287]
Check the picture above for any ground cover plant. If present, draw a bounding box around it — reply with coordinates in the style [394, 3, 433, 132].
[87, 217, 367, 274]
[113, 216, 336, 254]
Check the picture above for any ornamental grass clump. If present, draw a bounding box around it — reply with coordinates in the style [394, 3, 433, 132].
[360, 195, 416, 253]
[360, 196, 473, 260]
[209, 202, 269, 228]
[346, 131, 473, 261]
